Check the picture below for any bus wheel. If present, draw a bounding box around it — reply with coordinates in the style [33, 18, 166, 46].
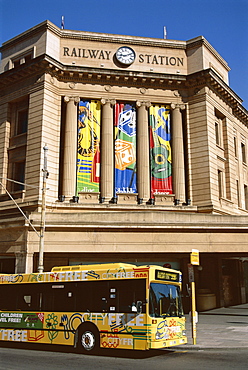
[78, 325, 99, 354]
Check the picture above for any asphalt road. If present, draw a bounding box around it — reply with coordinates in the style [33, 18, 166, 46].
[0, 346, 247, 370]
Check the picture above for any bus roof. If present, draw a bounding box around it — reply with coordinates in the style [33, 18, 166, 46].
[51, 262, 137, 272]
[0, 263, 181, 285]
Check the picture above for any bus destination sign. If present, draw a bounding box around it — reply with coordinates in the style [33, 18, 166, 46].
[155, 270, 179, 282]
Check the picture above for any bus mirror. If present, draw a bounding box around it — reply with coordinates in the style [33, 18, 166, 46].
[131, 302, 137, 312]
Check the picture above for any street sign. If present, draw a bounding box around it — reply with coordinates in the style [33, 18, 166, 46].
[190, 249, 200, 265]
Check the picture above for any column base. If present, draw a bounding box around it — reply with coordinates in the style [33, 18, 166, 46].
[15, 252, 34, 274]
[117, 193, 138, 205]
[99, 196, 116, 204]
[154, 194, 175, 205]
[57, 195, 80, 203]
[78, 192, 100, 204]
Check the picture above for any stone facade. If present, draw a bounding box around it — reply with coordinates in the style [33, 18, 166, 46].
[0, 21, 248, 309]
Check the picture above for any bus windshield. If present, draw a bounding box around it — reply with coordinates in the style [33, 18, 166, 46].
[149, 282, 183, 318]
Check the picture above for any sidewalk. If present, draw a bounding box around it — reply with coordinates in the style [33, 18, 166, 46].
[178, 303, 248, 350]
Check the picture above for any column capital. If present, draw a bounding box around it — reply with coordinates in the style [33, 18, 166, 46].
[136, 100, 151, 109]
[101, 98, 116, 106]
[64, 96, 80, 104]
[171, 103, 186, 111]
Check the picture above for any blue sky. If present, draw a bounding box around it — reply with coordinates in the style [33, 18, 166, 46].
[0, 0, 247, 108]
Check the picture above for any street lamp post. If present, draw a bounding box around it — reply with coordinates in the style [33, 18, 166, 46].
[38, 145, 49, 273]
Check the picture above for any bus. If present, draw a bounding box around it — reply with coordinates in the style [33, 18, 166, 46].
[0, 263, 187, 353]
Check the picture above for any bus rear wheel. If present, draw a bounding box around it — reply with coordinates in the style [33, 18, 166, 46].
[78, 325, 99, 354]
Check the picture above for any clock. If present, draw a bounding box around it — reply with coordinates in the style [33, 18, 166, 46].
[116, 46, 136, 65]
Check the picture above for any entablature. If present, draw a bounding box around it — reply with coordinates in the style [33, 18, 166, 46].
[1, 53, 247, 127]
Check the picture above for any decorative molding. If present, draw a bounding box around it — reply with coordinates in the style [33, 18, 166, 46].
[117, 193, 138, 205]
[136, 100, 151, 108]
[104, 85, 112, 92]
[64, 96, 80, 104]
[171, 103, 185, 111]
[78, 192, 100, 204]
[101, 98, 116, 106]
[154, 194, 175, 205]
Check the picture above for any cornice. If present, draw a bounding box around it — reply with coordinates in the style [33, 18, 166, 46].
[0, 53, 187, 90]
[186, 36, 230, 72]
[0, 53, 247, 126]
[0, 21, 51, 51]
[187, 68, 248, 126]
[60, 29, 186, 49]
[1, 20, 186, 52]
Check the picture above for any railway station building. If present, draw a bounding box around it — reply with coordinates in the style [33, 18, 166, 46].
[0, 20, 248, 311]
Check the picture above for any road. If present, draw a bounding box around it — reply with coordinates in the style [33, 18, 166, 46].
[0, 346, 247, 370]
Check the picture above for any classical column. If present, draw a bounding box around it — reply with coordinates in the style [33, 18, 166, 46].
[0, 119, 10, 193]
[171, 103, 186, 204]
[100, 98, 116, 202]
[136, 100, 151, 203]
[62, 96, 80, 201]
[15, 252, 34, 273]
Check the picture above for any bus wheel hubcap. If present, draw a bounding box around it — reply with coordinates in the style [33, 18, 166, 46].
[81, 331, 95, 350]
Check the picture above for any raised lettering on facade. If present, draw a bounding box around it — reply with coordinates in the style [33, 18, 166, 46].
[63, 47, 184, 66]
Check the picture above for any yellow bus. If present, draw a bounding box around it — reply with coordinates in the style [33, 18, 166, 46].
[0, 263, 187, 353]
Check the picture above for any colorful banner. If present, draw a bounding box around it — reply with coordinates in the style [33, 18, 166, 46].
[114, 103, 137, 195]
[77, 100, 101, 193]
[149, 105, 172, 197]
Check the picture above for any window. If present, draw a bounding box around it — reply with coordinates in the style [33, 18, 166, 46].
[241, 142, 246, 164]
[149, 283, 183, 318]
[12, 161, 25, 192]
[218, 170, 223, 199]
[12, 52, 33, 69]
[214, 110, 224, 148]
[6, 98, 28, 197]
[16, 109, 28, 135]
[237, 180, 240, 207]
[215, 122, 220, 146]
[244, 185, 248, 210]
[9, 98, 29, 137]
[234, 137, 237, 157]
[0, 279, 147, 314]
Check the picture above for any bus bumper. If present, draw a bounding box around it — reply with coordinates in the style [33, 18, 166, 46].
[149, 336, 187, 349]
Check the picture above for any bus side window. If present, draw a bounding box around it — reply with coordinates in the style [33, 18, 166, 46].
[114, 279, 146, 313]
[0, 285, 18, 310]
[17, 292, 40, 311]
[23, 295, 32, 308]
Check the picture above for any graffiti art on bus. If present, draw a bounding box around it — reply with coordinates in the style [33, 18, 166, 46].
[101, 332, 133, 348]
[110, 317, 131, 333]
[155, 320, 169, 340]
[45, 313, 59, 343]
[28, 273, 43, 282]
[0, 329, 28, 342]
[86, 270, 100, 279]
[155, 318, 182, 340]
[167, 318, 183, 339]
[27, 330, 44, 342]
[10, 274, 24, 283]
[60, 313, 84, 340]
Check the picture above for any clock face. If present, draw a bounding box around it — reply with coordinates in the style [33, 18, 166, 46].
[116, 47, 135, 65]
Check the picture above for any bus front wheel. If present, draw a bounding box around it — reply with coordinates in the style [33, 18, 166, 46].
[77, 325, 100, 354]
